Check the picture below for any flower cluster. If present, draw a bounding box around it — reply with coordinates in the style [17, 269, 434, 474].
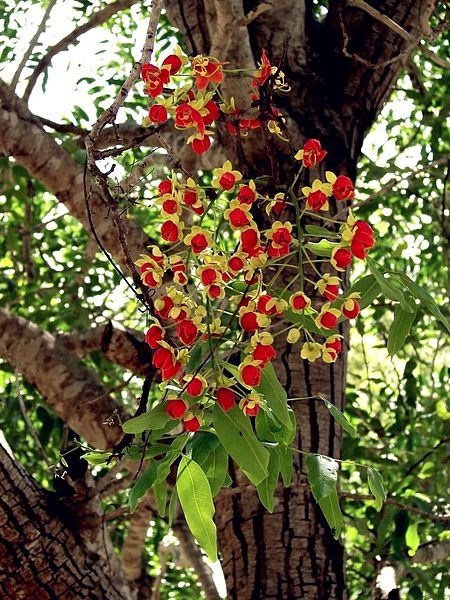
[137, 137, 375, 432]
[141, 47, 292, 154]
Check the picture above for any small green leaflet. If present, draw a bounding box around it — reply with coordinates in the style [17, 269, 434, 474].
[318, 487, 343, 539]
[153, 478, 168, 517]
[390, 272, 450, 334]
[202, 443, 229, 497]
[122, 403, 170, 434]
[306, 454, 342, 538]
[256, 447, 280, 512]
[306, 454, 339, 501]
[176, 456, 218, 562]
[129, 461, 159, 513]
[405, 523, 420, 557]
[82, 451, 109, 466]
[344, 274, 381, 310]
[256, 362, 292, 429]
[367, 467, 386, 510]
[304, 225, 333, 237]
[321, 398, 356, 437]
[366, 257, 415, 313]
[304, 239, 340, 257]
[387, 304, 417, 356]
[277, 446, 293, 487]
[213, 404, 269, 486]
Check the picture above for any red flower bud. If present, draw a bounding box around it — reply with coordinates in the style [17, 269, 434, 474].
[216, 388, 236, 411]
[240, 312, 260, 332]
[145, 325, 163, 349]
[192, 136, 211, 155]
[183, 415, 201, 432]
[342, 298, 360, 319]
[318, 311, 338, 330]
[149, 104, 168, 123]
[186, 377, 205, 397]
[333, 175, 354, 201]
[158, 179, 172, 195]
[177, 320, 199, 346]
[253, 343, 276, 365]
[241, 364, 261, 387]
[165, 399, 187, 419]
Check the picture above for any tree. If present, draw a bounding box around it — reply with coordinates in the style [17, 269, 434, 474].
[0, 1, 448, 599]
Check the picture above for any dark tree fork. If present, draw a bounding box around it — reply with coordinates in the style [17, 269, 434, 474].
[0, 1, 436, 599]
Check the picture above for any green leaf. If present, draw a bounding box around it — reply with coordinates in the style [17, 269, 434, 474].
[213, 404, 269, 486]
[177, 456, 217, 561]
[318, 487, 343, 539]
[129, 461, 159, 513]
[256, 448, 280, 512]
[277, 446, 293, 487]
[344, 275, 381, 310]
[366, 257, 415, 313]
[82, 451, 109, 466]
[306, 454, 339, 502]
[256, 362, 292, 429]
[321, 398, 356, 437]
[304, 239, 340, 257]
[367, 467, 386, 511]
[168, 488, 178, 527]
[153, 478, 168, 517]
[387, 304, 417, 356]
[202, 443, 229, 496]
[122, 403, 170, 434]
[406, 523, 420, 556]
[304, 225, 333, 237]
[390, 273, 450, 334]
[255, 408, 296, 445]
[191, 431, 220, 465]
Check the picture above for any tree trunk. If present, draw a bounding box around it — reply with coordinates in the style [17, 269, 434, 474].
[0, 444, 133, 599]
[164, 1, 434, 598]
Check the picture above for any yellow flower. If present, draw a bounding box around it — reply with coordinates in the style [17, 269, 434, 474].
[300, 342, 322, 362]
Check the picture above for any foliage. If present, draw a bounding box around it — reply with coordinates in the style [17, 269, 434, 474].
[0, 1, 448, 598]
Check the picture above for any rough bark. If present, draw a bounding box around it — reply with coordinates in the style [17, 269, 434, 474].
[0, 444, 133, 599]
[163, 2, 435, 598]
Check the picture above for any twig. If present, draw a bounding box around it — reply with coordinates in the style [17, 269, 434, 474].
[348, 0, 449, 70]
[10, 0, 58, 93]
[341, 492, 450, 523]
[22, 0, 140, 101]
[14, 368, 52, 467]
[86, 0, 163, 156]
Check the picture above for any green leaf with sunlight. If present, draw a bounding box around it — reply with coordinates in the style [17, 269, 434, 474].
[176, 456, 218, 561]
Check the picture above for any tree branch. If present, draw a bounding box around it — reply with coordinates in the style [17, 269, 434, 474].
[22, 0, 140, 102]
[173, 509, 222, 600]
[10, 0, 58, 93]
[341, 492, 450, 523]
[0, 308, 125, 450]
[121, 494, 157, 581]
[57, 321, 154, 377]
[0, 80, 150, 270]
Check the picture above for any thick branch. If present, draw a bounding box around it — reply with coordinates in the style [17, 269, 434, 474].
[57, 321, 154, 376]
[0, 80, 150, 268]
[22, 0, 140, 101]
[0, 308, 124, 450]
[412, 540, 450, 565]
